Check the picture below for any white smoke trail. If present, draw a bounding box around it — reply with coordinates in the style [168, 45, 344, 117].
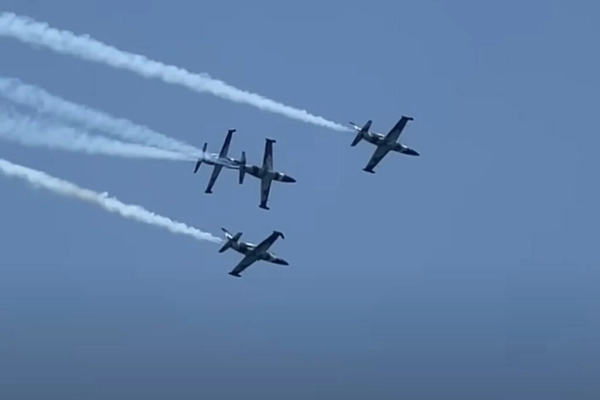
[0, 108, 194, 161]
[0, 12, 351, 133]
[0, 75, 205, 156]
[0, 157, 223, 244]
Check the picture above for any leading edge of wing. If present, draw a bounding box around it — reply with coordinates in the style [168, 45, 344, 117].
[363, 145, 391, 173]
[205, 163, 224, 193]
[218, 129, 236, 158]
[384, 116, 413, 142]
[262, 138, 275, 171]
[228, 253, 257, 277]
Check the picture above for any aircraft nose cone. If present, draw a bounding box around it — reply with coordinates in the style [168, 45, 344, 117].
[283, 175, 296, 183]
[281, 260, 289, 266]
[405, 148, 420, 156]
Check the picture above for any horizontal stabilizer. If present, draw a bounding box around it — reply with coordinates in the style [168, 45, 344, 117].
[193, 142, 209, 173]
[351, 131, 363, 147]
[239, 151, 247, 184]
[362, 120, 372, 132]
[219, 231, 242, 253]
[228, 271, 241, 278]
[350, 119, 371, 146]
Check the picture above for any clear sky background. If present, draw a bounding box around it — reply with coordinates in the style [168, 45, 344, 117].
[0, 0, 598, 398]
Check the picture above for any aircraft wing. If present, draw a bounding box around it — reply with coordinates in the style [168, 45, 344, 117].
[228, 231, 283, 276]
[252, 231, 284, 255]
[228, 253, 259, 277]
[218, 129, 236, 158]
[383, 116, 413, 143]
[259, 177, 272, 209]
[205, 164, 224, 193]
[363, 145, 391, 173]
[262, 139, 274, 171]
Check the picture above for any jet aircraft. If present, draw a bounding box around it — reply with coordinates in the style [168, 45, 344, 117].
[219, 228, 288, 277]
[349, 116, 419, 173]
[237, 138, 296, 210]
[193, 129, 241, 193]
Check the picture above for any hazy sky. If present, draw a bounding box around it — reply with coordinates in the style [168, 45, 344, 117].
[0, 0, 598, 398]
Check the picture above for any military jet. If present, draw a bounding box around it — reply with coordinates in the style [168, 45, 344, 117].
[349, 116, 419, 173]
[219, 228, 288, 277]
[237, 138, 296, 210]
[193, 129, 241, 193]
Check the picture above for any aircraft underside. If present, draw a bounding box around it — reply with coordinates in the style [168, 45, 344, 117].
[205, 116, 419, 277]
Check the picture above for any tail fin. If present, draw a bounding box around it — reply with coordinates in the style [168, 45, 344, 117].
[193, 143, 208, 173]
[350, 120, 371, 146]
[218, 231, 242, 253]
[238, 151, 247, 184]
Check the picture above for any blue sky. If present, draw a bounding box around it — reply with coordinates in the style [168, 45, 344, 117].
[0, 0, 598, 398]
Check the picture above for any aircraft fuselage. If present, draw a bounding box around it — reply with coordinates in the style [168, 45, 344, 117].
[363, 132, 418, 155]
[203, 156, 240, 169]
[228, 239, 289, 265]
[242, 165, 296, 183]
[363, 132, 385, 145]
